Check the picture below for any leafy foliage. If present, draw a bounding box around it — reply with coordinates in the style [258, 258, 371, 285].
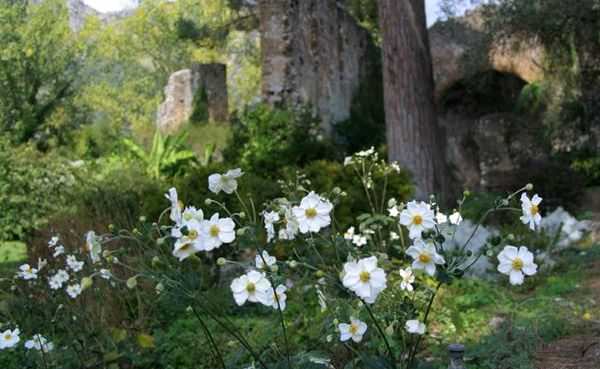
[0, 0, 84, 145]
[0, 139, 77, 241]
[122, 130, 198, 179]
[224, 104, 338, 175]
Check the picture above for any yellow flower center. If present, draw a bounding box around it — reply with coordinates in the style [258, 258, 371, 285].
[512, 258, 524, 271]
[419, 253, 432, 263]
[188, 229, 198, 240]
[209, 225, 220, 238]
[4, 334, 11, 341]
[179, 243, 191, 252]
[413, 215, 423, 225]
[350, 323, 359, 334]
[246, 282, 256, 293]
[305, 208, 317, 219]
[359, 271, 371, 283]
[530, 204, 539, 216]
[177, 200, 184, 210]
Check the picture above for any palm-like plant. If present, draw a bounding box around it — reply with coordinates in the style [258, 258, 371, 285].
[122, 130, 198, 179]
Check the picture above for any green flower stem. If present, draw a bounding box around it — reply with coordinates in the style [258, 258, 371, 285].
[362, 299, 397, 369]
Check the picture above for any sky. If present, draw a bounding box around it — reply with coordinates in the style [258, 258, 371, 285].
[82, 0, 471, 26]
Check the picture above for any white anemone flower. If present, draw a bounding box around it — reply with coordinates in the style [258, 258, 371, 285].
[398, 267, 415, 292]
[49, 269, 70, 290]
[399, 201, 436, 239]
[520, 193, 542, 231]
[435, 211, 448, 224]
[267, 284, 288, 310]
[165, 187, 183, 225]
[52, 245, 65, 258]
[48, 236, 59, 248]
[25, 334, 53, 352]
[255, 250, 277, 270]
[99, 269, 112, 280]
[339, 318, 367, 343]
[0, 328, 20, 350]
[230, 271, 271, 306]
[208, 168, 244, 194]
[17, 264, 38, 280]
[263, 211, 280, 243]
[172, 219, 204, 261]
[388, 206, 400, 218]
[292, 192, 333, 234]
[497, 245, 537, 285]
[406, 239, 445, 276]
[344, 226, 355, 240]
[405, 320, 426, 335]
[199, 213, 236, 251]
[66, 284, 82, 299]
[66, 255, 84, 272]
[342, 256, 387, 304]
[279, 205, 299, 240]
[449, 211, 463, 225]
[352, 235, 368, 247]
[85, 231, 102, 264]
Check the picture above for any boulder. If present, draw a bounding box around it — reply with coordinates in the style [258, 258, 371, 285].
[157, 63, 228, 134]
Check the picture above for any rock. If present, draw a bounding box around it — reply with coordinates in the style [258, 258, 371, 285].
[443, 112, 548, 193]
[157, 63, 228, 134]
[429, 9, 545, 99]
[258, 0, 379, 132]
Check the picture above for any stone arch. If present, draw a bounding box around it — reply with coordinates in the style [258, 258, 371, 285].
[429, 10, 544, 101]
[438, 68, 546, 193]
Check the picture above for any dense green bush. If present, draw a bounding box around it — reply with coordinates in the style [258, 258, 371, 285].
[291, 160, 413, 227]
[224, 104, 338, 175]
[0, 139, 78, 241]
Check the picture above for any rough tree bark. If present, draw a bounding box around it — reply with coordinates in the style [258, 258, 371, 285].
[378, 0, 447, 200]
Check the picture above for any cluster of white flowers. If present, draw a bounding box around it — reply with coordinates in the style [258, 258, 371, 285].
[166, 187, 236, 261]
[343, 227, 368, 247]
[261, 192, 333, 243]
[0, 329, 53, 353]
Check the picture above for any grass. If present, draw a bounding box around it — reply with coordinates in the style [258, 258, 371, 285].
[424, 244, 600, 369]
[0, 241, 26, 273]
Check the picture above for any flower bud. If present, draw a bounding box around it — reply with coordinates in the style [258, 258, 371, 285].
[463, 190, 471, 197]
[108, 224, 115, 232]
[186, 306, 193, 313]
[139, 216, 147, 223]
[81, 277, 93, 290]
[333, 318, 339, 325]
[288, 260, 298, 269]
[156, 237, 165, 246]
[204, 198, 213, 206]
[270, 264, 279, 272]
[239, 212, 246, 219]
[126, 277, 137, 289]
[152, 256, 161, 267]
[525, 183, 534, 191]
[155, 283, 164, 294]
[217, 257, 227, 266]
[315, 270, 325, 278]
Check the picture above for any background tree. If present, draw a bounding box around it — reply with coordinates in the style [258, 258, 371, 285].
[0, 0, 84, 146]
[377, 0, 447, 199]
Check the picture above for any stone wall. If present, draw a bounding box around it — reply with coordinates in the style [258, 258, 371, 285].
[157, 63, 228, 134]
[258, 0, 378, 132]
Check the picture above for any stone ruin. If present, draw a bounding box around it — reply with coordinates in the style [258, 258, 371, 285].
[258, 0, 379, 132]
[156, 63, 228, 134]
[428, 10, 549, 193]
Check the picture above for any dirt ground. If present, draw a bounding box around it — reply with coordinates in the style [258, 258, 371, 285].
[534, 265, 600, 369]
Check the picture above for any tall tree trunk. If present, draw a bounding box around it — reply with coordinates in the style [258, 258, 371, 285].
[378, 0, 447, 200]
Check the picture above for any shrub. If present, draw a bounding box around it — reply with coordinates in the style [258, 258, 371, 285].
[223, 104, 338, 175]
[0, 139, 77, 241]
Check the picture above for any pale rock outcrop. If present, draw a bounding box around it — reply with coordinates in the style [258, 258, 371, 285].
[157, 64, 228, 134]
[258, 0, 378, 132]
